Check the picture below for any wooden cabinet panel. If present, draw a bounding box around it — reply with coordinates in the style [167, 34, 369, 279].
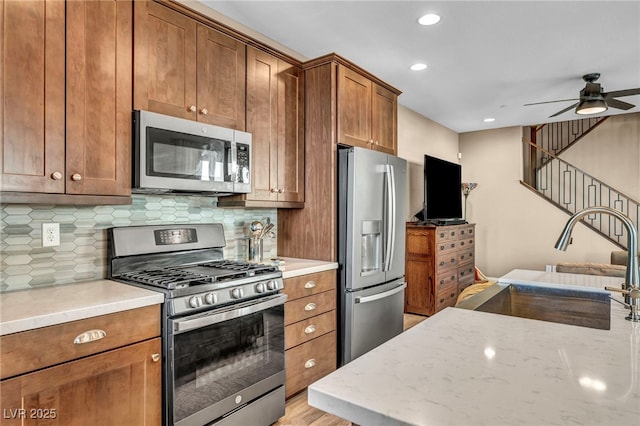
[219, 47, 303, 207]
[66, 0, 132, 196]
[372, 83, 397, 154]
[133, 0, 197, 120]
[337, 64, 372, 149]
[405, 223, 475, 316]
[134, 1, 246, 130]
[285, 331, 336, 398]
[285, 290, 336, 326]
[1, 0, 65, 193]
[1, 305, 160, 380]
[283, 270, 336, 300]
[285, 310, 336, 350]
[196, 24, 246, 129]
[0, 338, 161, 426]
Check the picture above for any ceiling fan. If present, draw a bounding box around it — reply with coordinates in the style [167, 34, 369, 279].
[525, 73, 640, 118]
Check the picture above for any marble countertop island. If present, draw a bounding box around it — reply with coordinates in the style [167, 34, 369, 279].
[308, 269, 639, 426]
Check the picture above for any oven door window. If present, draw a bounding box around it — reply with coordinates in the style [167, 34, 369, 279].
[172, 304, 284, 424]
[146, 127, 232, 183]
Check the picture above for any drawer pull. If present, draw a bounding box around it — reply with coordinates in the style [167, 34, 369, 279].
[439, 261, 445, 266]
[151, 353, 161, 363]
[440, 280, 445, 285]
[439, 298, 445, 303]
[461, 255, 465, 260]
[304, 302, 317, 311]
[73, 329, 106, 345]
[304, 280, 317, 289]
[450, 243, 455, 248]
[450, 258, 455, 263]
[440, 245, 445, 250]
[304, 359, 317, 369]
[460, 241, 465, 246]
[304, 325, 317, 334]
[450, 292, 456, 298]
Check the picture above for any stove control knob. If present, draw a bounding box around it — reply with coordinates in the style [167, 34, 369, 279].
[255, 283, 266, 293]
[204, 292, 217, 305]
[188, 296, 201, 309]
[267, 280, 278, 291]
[231, 288, 244, 299]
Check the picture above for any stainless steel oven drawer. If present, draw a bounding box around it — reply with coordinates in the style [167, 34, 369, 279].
[212, 386, 285, 426]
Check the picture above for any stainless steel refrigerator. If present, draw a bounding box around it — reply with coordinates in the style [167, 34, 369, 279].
[338, 146, 407, 365]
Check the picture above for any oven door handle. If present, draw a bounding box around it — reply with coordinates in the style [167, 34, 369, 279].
[173, 293, 288, 334]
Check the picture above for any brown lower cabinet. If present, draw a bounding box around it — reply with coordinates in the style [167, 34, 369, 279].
[0, 305, 161, 425]
[283, 270, 337, 398]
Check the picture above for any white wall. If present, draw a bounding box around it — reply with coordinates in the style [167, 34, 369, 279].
[459, 127, 619, 278]
[561, 113, 640, 200]
[397, 105, 459, 220]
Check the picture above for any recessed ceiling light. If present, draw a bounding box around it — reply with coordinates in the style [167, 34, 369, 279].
[410, 63, 428, 71]
[483, 118, 496, 123]
[418, 13, 441, 26]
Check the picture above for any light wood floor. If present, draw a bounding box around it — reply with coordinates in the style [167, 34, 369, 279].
[274, 314, 427, 425]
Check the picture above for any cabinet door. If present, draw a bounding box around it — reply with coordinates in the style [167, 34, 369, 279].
[246, 47, 278, 202]
[197, 25, 246, 129]
[66, 0, 132, 196]
[276, 59, 304, 203]
[0, 0, 65, 193]
[0, 338, 161, 426]
[372, 83, 397, 155]
[336, 64, 372, 149]
[133, 1, 197, 120]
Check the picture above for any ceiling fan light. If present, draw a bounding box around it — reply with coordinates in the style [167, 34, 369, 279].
[576, 99, 608, 115]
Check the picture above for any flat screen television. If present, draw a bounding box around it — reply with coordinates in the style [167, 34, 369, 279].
[420, 154, 463, 223]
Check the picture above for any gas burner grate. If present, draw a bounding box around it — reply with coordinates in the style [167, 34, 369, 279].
[119, 268, 212, 289]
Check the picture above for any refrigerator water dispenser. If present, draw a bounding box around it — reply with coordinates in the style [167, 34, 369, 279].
[361, 220, 381, 275]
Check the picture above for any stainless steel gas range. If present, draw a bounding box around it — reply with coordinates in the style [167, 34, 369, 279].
[107, 224, 286, 426]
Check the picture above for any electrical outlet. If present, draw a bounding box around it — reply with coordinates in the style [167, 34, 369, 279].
[42, 223, 60, 247]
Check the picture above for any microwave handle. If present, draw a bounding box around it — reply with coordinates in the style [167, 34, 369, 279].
[229, 141, 238, 183]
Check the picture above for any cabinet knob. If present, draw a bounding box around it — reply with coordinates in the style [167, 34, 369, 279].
[270, 188, 277, 193]
[304, 302, 317, 311]
[71, 173, 82, 181]
[304, 359, 317, 369]
[278, 188, 284, 193]
[304, 325, 317, 334]
[304, 280, 317, 289]
[188, 105, 196, 112]
[51, 171, 63, 180]
[374, 140, 379, 145]
[151, 353, 161, 362]
[200, 108, 208, 115]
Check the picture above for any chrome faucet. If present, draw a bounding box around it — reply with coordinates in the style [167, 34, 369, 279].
[554, 206, 640, 322]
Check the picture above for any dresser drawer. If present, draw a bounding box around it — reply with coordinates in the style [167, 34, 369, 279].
[285, 331, 336, 398]
[435, 228, 450, 243]
[285, 310, 336, 350]
[436, 239, 458, 253]
[0, 305, 160, 380]
[435, 283, 458, 312]
[458, 225, 474, 238]
[435, 271, 458, 293]
[285, 289, 336, 325]
[283, 270, 336, 301]
[436, 252, 458, 271]
[458, 263, 475, 285]
[457, 237, 474, 249]
[458, 248, 474, 264]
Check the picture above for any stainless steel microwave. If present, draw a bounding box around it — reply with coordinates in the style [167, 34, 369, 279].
[132, 110, 251, 195]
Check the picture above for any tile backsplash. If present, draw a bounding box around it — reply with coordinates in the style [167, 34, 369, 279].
[0, 195, 276, 292]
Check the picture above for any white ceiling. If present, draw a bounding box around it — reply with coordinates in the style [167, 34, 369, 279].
[196, 1, 640, 133]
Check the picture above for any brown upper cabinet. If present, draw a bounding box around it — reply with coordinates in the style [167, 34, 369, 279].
[133, 1, 246, 130]
[219, 47, 304, 208]
[0, 0, 132, 203]
[337, 64, 398, 155]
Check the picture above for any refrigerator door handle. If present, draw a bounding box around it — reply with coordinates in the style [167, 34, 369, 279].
[355, 282, 406, 304]
[383, 164, 397, 272]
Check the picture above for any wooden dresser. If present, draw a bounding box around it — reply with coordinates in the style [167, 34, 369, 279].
[405, 223, 476, 316]
[283, 269, 337, 398]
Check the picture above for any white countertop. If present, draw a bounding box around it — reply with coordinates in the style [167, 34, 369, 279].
[308, 269, 640, 426]
[0, 280, 164, 336]
[273, 257, 338, 279]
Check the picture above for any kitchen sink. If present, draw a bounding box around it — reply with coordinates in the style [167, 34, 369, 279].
[456, 283, 611, 330]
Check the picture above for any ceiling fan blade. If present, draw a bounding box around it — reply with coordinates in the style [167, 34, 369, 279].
[549, 102, 579, 118]
[603, 88, 640, 98]
[524, 98, 578, 106]
[607, 98, 635, 110]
